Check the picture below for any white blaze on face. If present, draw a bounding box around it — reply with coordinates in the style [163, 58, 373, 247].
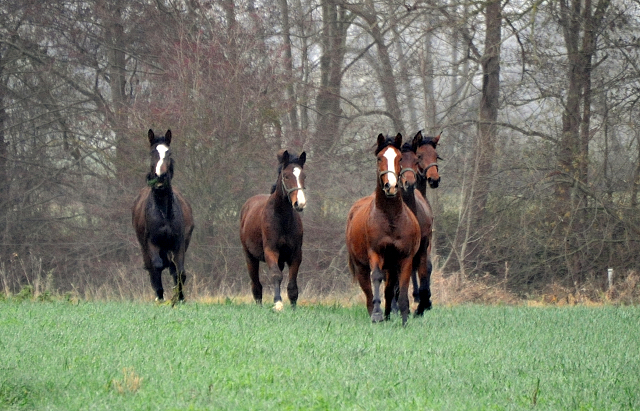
[382, 148, 398, 187]
[155, 144, 169, 176]
[292, 167, 306, 207]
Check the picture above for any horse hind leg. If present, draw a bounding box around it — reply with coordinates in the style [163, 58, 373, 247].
[415, 259, 433, 316]
[411, 269, 421, 304]
[269, 258, 286, 310]
[286, 255, 302, 308]
[244, 252, 262, 304]
[148, 267, 164, 301]
[370, 266, 385, 323]
[146, 245, 165, 301]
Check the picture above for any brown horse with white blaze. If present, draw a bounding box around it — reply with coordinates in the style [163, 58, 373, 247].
[346, 133, 421, 325]
[240, 149, 307, 310]
[132, 129, 194, 304]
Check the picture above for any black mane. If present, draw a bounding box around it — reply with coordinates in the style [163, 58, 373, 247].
[401, 142, 414, 153]
[416, 136, 438, 149]
[375, 135, 401, 155]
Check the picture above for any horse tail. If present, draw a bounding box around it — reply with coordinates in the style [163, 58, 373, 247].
[347, 255, 356, 278]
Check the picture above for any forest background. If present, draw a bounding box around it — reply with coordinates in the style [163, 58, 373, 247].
[1, 0, 639, 304]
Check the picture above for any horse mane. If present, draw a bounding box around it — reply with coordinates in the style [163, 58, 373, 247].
[401, 142, 414, 153]
[416, 136, 438, 149]
[270, 151, 305, 194]
[374, 135, 402, 155]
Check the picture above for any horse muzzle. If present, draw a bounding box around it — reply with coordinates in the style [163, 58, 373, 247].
[383, 182, 398, 197]
[427, 177, 440, 189]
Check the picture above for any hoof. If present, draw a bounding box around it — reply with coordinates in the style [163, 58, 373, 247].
[273, 301, 284, 312]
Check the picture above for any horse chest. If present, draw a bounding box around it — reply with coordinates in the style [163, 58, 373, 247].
[147, 206, 182, 248]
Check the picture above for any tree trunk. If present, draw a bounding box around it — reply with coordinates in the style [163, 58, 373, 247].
[556, 0, 610, 282]
[279, 0, 300, 140]
[314, 0, 349, 154]
[449, 0, 501, 273]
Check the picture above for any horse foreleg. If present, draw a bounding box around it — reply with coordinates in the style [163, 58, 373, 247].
[146, 245, 164, 301]
[265, 250, 284, 309]
[415, 257, 433, 316]
[384, 270, 398, 321]
[287, 255, 302, 308]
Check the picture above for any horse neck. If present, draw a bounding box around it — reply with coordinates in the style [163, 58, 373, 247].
[416, 176, 428, 198]
[270, 174, 294, 216]
[151, 186, 174, 218]
[374, 180, 404, 216]
[401, 186, 418, 215]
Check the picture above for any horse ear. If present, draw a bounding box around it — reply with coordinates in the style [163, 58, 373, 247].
[412, 130, 423, 151]
[148, 129, 155, 145]
[376, 133, 385, 148]
[394, 133, 402, 148]
[432, 133, 441, 145]
[298, 151, 306, 167]
[277, 149, 289, 164]
[165, 129, 172, 146]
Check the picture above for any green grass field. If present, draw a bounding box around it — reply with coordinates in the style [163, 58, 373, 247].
[0, 300, 638, 410]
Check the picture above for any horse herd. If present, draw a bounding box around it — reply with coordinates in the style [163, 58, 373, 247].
[132, 129, 441, 325]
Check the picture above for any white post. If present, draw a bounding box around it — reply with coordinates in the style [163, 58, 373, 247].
[607, 268, 614, 290]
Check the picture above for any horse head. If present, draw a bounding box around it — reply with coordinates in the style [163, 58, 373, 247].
[375, 133, 403, 197]
[147, 129, 174, 190]
[399, 142, 419, 192]
[277, 149, 307, 212]
[412, 130, 441, 189]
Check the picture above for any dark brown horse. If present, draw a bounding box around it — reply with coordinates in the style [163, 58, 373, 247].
[413, 130, 441, 193]
[346, 133, 421, 325]
[240, 150, 307, 310]
[399, 140, 435, 315]
[132, 129, 194, 304]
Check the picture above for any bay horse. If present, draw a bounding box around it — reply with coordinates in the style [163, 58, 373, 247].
[132, 129, 194, 304]
[239, 149, 307, 310]
[346, 133, 421, 325]
[398, 141, 435, 315]
[412, 130, 441, 193]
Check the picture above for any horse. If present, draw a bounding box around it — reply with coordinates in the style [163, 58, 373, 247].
[132, 129, 194, 305]
[412, 130, 441, 194]
[345, 133, 421, 325]
[398, 141, 435, 315]
[239, 149, 307, 310]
